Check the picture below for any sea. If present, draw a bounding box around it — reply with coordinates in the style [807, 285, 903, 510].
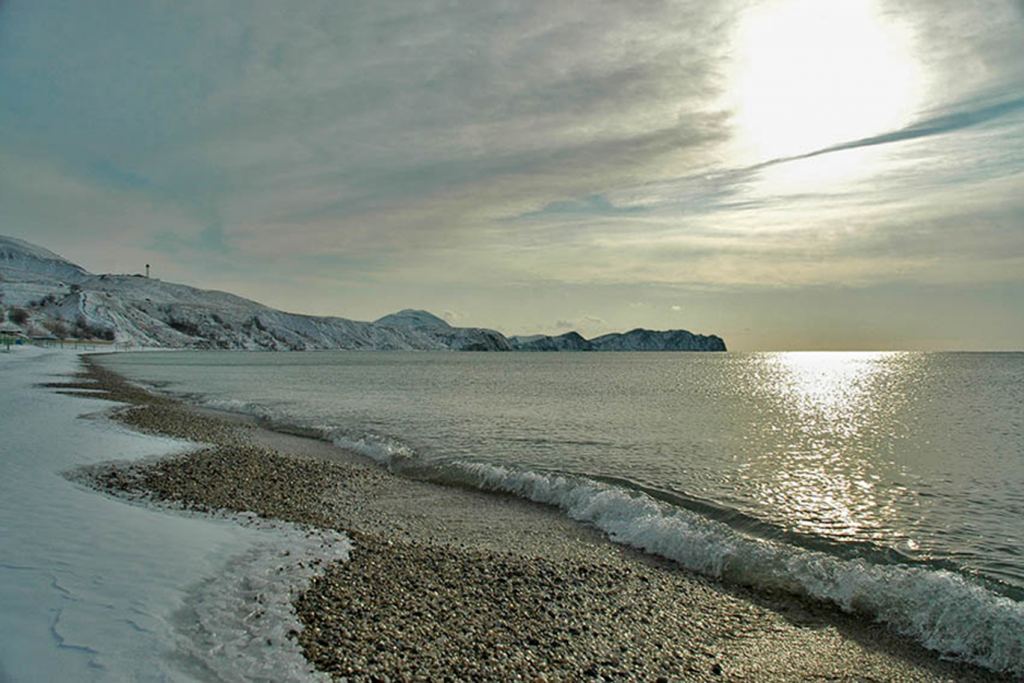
[100, 350, 1024, 673]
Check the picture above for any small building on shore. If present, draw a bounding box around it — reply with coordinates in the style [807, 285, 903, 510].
[1, 323, 26, 349]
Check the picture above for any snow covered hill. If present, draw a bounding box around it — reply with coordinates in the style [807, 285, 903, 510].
[0, 237, 507, 350]
[374, 309, 452, 330]
[375, 309, 512, 351]
[0, 235, 90, 284]
[0, 235, 724, 351]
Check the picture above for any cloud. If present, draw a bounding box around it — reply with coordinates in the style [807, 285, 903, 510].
[553, 315, 606, 333]
[757, 94, 1024, 169]
[517, 194, 646, 221]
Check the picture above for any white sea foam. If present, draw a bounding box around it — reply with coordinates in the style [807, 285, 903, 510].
[449, 461, 1024, 676]
[202, 397, 276, 419]
[328, 430, 417, 467]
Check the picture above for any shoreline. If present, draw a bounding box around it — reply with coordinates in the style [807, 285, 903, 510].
[1, 347, 349, 681]
[71, 354, 1009, 681]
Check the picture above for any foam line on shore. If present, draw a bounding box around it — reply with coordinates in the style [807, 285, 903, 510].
[168, 513, 351, 683]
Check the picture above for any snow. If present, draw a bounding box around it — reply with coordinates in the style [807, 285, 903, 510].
[0, 235, 80, 264]
[374, 309, 452, 330]
[0, 279, 73, 308]
[0, 348, 349, 682]
[0, 235, 90, 283]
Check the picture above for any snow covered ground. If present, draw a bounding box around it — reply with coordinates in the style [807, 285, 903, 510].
[0, 347, 349, 682]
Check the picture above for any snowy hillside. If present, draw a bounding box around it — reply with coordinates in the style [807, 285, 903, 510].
[0, 237, 507, 350]
[376, 309, 512, 351]
[0, 235, 724, 351]
[0, 235, 90, 284]
[375, 309, 451, 330]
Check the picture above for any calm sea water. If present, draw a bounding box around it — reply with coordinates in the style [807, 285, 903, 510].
[101, 351, 1024, 671]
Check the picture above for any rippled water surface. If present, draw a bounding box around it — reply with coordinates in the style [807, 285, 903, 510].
[104, 351, 1024, 595]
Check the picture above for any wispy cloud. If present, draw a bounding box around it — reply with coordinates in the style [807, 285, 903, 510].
[760, 94, 1024, 169]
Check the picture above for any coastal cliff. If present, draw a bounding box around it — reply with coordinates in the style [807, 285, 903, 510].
[510, 329, 726, 352]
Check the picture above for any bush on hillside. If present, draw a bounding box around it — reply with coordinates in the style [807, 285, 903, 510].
[9, 307, 28, 325]
[73, 315, 115, 341]
[44, 319, 70, 339]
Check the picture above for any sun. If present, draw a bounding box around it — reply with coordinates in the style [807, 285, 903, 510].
[729, 0, 923, 163]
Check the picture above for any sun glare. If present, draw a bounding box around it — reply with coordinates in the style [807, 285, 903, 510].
[729, 0, 922, 163]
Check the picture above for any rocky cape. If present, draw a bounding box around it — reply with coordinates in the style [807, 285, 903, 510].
[509, 329, 726, 352]
[0, 235, 725, 352]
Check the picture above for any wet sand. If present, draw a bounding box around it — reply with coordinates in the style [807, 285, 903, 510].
[66, 355, 1008, 682]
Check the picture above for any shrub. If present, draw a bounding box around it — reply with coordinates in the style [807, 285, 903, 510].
[72, 315, 115, 341]
[45, 320, 70, 339]
[167, 317, 202, 337]
[9, 307, 28, 325]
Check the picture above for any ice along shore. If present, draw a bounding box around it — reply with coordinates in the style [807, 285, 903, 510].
[0, 347, 349, 682]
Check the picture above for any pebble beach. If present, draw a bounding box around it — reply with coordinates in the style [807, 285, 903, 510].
[66, 355, 1009, 682]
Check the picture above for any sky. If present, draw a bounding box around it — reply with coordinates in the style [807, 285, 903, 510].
[1, 0, 1022, 350]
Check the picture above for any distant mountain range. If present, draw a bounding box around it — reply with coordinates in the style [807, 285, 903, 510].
[0, 235, 725, 352]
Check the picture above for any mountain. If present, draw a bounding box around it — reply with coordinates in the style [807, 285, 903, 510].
[0, 238, 507, 350]
[0, 235, 725, 352]
[510, 329, 726, 352]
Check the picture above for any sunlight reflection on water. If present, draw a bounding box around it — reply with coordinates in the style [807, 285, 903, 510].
[741, 352, 911, 541]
